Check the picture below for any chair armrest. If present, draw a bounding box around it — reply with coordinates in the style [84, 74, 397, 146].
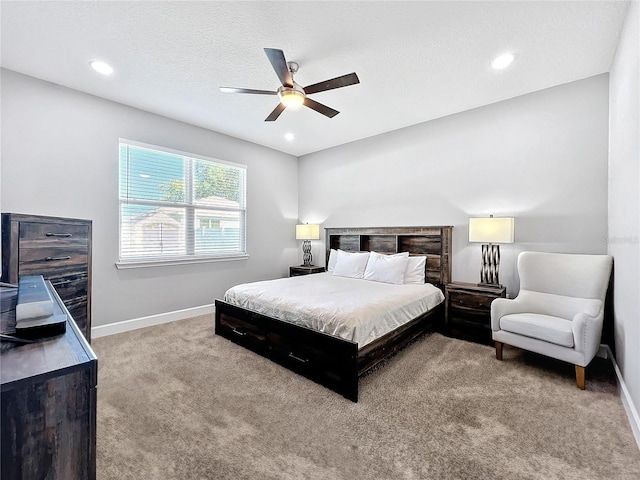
[490, 297, 530, 331]
[572, 309, 604, 363]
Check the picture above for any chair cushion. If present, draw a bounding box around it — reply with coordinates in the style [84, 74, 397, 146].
[499, 313, 574, 347]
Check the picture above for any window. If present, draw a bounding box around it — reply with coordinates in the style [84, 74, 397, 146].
[118, 139, 247, 267]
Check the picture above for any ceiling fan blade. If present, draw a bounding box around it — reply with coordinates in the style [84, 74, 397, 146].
[303, 72, 360, 95]
[303, 98, 339, 118]
[220, 87, 277, 95]
[264, 48, 293, 87]
[265, 103, 286, 122]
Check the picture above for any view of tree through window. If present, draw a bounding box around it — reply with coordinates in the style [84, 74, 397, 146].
[159, 160, 242, 203]
[119, 140, 247, 263]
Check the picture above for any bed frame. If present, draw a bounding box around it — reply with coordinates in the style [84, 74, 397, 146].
[215, 226, 452, 402]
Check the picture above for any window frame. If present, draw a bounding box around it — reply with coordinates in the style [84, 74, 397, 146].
[116, 139, 248, 269]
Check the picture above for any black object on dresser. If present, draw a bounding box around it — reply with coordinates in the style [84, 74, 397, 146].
[289, 265, 326, 277]
[445, 281, 507, 343]
[1, 281, 97, 480]
[1, 213, 92, 342]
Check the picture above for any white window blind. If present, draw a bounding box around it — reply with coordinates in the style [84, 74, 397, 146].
[118, 140, 247, 266]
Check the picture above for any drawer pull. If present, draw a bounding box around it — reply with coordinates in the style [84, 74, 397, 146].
[46, 233, 72, 237]
[45, 256, 71, 261]
[231, 328, 246, 337]
[288, 352, 309, 364]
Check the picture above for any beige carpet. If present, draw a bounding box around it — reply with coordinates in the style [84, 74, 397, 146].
[93, 314, 640, 479]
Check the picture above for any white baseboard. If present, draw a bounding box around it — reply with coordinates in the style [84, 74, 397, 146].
[606, 345, 640, 450]
[91, 303, 215, 338]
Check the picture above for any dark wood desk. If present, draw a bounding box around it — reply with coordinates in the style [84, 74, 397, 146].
[1, 282, 97, 480]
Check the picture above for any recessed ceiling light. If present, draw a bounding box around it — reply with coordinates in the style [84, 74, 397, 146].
[284, 132, 295, 141]
[491, 52, 514, 70]
[90, 60, 114, 75]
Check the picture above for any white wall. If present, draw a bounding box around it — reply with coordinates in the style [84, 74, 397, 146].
[0, 69, 299, 327]
[299, 75, 610, 297]
[609, 1, 640, 424]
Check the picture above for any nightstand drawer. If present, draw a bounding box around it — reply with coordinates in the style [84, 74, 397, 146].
[448, 309, 491, 326]
[449, 291, 495, 311]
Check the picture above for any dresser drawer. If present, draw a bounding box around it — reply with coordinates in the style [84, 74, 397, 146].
[19, 222, 89, 248]
[49, 274, 88, 299]
[18, 248, 88, 277]
[66, 298, 89, 336]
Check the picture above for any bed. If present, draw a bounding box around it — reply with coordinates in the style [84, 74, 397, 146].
[215, 226, 452, 402]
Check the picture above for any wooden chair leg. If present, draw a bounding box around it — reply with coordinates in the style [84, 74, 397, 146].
[495, 341, 503, 360]
[575, 365, 585, 390]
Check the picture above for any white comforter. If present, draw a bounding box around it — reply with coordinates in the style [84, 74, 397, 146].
[223, 272, 444, 347]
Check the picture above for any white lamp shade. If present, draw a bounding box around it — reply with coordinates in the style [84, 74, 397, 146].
[469, 217, 514, 243]
[296, 224, 320, 240]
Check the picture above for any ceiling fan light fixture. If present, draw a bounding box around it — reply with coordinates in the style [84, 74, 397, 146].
[278, 85, 305, 109]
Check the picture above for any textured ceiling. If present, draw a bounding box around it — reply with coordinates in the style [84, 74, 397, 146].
[0, 1, 630, 157]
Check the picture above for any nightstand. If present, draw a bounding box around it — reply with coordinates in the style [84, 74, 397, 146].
[445, 281, 507, 343]
[289, 266, 326, 277]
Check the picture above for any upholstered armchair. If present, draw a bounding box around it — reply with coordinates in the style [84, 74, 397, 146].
[491, 251, 612, 389]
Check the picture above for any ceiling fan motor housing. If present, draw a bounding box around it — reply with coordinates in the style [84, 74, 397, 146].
[277, 83, 305, 108]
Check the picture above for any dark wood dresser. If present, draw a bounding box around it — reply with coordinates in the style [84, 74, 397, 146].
[1, 213, 92, 342]
[1, 282, 97, 480]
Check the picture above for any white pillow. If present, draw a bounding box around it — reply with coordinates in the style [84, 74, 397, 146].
[404, 256, 426, 284]
[327, 249, 338, 272]
[363, 251, 409, 284]
[332, 250, 370, 279]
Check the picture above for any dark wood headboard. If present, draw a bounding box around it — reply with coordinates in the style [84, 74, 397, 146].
[324, 226, 452, 289]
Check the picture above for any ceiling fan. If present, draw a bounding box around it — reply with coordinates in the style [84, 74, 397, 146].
[220, 48, 360, 122]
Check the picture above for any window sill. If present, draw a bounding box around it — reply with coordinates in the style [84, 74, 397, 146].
[115, 253, 249, 270]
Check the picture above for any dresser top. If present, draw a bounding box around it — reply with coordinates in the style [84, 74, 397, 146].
[1, 283, 96, 391]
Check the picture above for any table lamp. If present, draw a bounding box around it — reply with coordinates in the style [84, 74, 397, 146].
[296, 224, 320, 267]
[468, 216, 514, 287]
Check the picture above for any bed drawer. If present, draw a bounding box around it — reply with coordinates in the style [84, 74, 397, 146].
[266, 321, 356, 387]
[217, 310, 267, 350]
[267, 331, 341, 368]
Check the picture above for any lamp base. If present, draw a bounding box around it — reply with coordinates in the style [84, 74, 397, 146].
[479, 244, 501, 286]
[302, 240, 313, 267]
